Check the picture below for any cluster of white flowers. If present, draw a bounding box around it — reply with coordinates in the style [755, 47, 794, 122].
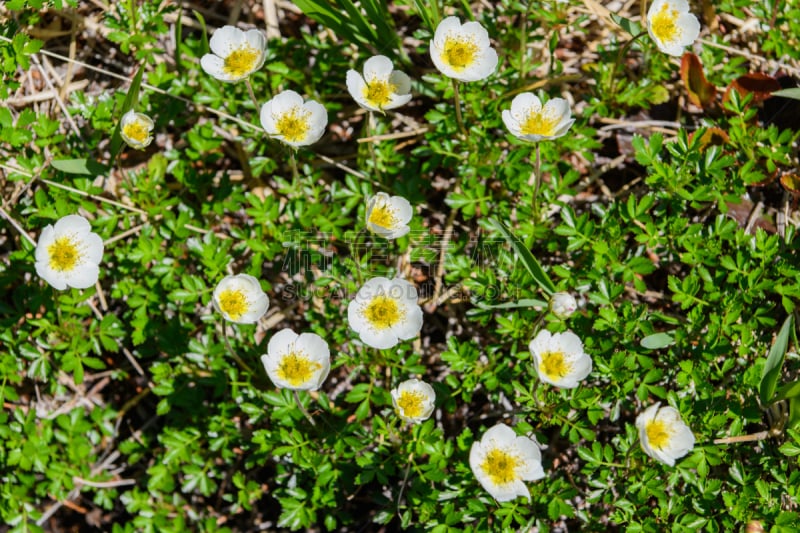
[32, 4, 707, 512]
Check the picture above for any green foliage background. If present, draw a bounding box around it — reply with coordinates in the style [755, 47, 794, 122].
[2, 0, 800, 531]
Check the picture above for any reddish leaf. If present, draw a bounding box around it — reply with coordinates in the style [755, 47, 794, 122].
[723, 73, 782, 105]
[780, 173, 800, 196]
[681, 53, 717, 108]
[690, 126, 729, 151]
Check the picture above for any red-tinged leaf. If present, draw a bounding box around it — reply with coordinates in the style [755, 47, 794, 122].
[780, 173, 800, 196]
[689, 126, 730, 152]
[680, 53, 716, 108]
[723, 73, 782, 105]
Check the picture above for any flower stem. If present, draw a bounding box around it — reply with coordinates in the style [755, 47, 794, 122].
[222, 325, 255, 374]
[289, 149, 299, 181]
[245, 78, 260, 112]
[396, 452, 415, 511]
[532, 143, 542, 220]
[367, 111, 382, 182]
[452, 79, 468, 138]
[608, 31, 648, 101]
[293, 389, 316, 426]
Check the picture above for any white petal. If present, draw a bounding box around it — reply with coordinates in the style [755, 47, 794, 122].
[198, 54, 225, 78]
[296, 332, 330, 361]
[260, 101, 277, 133]
[677, 13, 701, 46]
[433, 16, 462, 46]
[35, 225, 55, 263]
[389, 70, 411, 95]
[83, 232, 104, 264]
[346, 70, 367, 107]
[347, 300, 369, 333]
[54, 214, 91, 234]
[394, 303, 423, 340]
[270, 90, 304, 113]
[391, 196, 413, 225]
[363, 55, 394, 81]
[65, 263, 99, 289]
[35, 262, 66, 290]
[460, 21, 491, 49]
[209, 25, 245, 57]
[483, 423, 518, 446]
[244, 29, 266, 53]
[268, 328, 299, 356]
[511, 92, 542, 115]
[359, 326, 398, 350]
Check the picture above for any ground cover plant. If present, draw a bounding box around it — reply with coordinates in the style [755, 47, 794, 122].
[2, 0, 800, 531]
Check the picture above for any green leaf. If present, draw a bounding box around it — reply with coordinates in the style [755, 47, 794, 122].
[759, 314, 794, 405]
[640, 331, 675, 350]
[770, 88, 800, 100]
[109, 63, 146, 160]
[51, 158, 110, 176]
[474, 298, 549, 310]
[489, 218, 556, 295]
[610, 13, 643, 36]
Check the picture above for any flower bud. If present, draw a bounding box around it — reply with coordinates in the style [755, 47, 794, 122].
[550, 292, 577, 319]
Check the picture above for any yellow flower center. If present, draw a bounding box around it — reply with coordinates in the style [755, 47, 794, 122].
[276, 351, 321, 387]
[481, 448, 521, 487]
[122, 120, 150, 144]
[645, 419, 673, 450]
[275, 107, 310, 143]
[48, 236, 81, 272]
[520, 109, 559, 137]
[539, 350, 573, 381]
[397, 390, 426, 419]
[441, 35, 478, 71]
[363, 295, 404, 330]
[651, 3, 681, 44]
[363, 79, 396, 109]
[223, 45, 260, 78]
[218, 289, 250, 321]
[368, 203, 398, 230]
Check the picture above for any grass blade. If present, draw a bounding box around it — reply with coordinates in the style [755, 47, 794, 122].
[489, 218, 556, 296]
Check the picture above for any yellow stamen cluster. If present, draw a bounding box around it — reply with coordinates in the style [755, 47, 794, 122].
[223, 45, 260, 78]
[275, 108, 311, 143]
[520, 110, 559, 137]
[218, 289, 250, 321]
[48, 237, 81, 272]
[539, 350, 573, 381]
[481, 448, 521, 486]
[363, 79, 396, 109]
[364, 296, 403, 330]
[368, 204, 398, 230]
[276, 351, 322, 387]
[122, 121, 150, 144]
[441, 36, 478, 71]
[397, 390, 425, 419]
[646, 419, 673, 450]
[651, 3, 681, 43]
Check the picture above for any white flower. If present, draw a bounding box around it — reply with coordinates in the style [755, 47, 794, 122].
[469, 423, 545, 502]
[365, 193, 412, 239]
[646, 0, 700, 57]
[636, 403, 696, 466]
[529, 329, 592, 389]
[346, 55, 412, 113]
[120, 110, 154, 150]
[430, 16, 498, 82]
[347, 277, 423, 349]
[502, 93, 575, 142]
[260, 90, 327, 147]
[35, 215, 104, 290]
[261, 328, 330, 391]
[391, 378, 435, 424]
[212, 274, 269, 324]
[550, 292, 577, 319]
[200, 25, 267, 82]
